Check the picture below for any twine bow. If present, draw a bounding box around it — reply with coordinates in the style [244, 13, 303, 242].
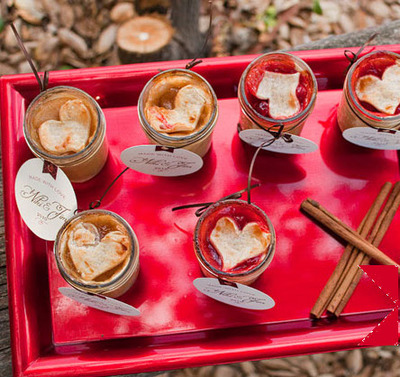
[344, 32, 378, 75]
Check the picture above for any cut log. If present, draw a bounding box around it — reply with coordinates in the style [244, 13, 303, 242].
[118, 0, 206, 63]
[117, 16, 174, 63]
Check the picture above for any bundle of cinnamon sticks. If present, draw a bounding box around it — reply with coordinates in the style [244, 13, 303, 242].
[301, 181, 400, 318]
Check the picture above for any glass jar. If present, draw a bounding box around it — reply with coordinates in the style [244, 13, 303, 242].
[194, 199, 276, 285]
[54, 209, 139, 298]
[238, 52, 317, 136]
[138, 69, 218, 158]
[337, 51, 400, 132]
[24, 86, 108, 183]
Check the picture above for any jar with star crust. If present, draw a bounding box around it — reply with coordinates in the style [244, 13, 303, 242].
[238, 52, 317, 136]
[194, 199, 276, 285]
[337, 51, 400, 132]
[138, 69, 218, 158]
[24, 86, 108, 183]
[54, 209, 140, 298]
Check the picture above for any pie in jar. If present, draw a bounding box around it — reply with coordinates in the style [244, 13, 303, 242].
[54, 209, 139, 298]
[194, 200, 275, 285]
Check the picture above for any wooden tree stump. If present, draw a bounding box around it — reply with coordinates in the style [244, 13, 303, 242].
[117, 16, 174, 63]
[118, 0, 205, 63]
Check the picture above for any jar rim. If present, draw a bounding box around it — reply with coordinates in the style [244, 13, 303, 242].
[54, 209, 138, 290]
[24, 85, 105, 163]
[347, 50, 400, 122]
[194, 199, 276, 279]
[239, 52, 317, 126]
[138, 69, 218, 145]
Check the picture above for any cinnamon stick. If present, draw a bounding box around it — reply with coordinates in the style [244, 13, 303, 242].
[331, 182, 400, 316]
[309, 182, 392, 318]
[301, 199, 400, 271]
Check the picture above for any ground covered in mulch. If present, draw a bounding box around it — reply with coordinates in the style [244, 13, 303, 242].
[0, 0, 399, 74]
[163, 347, 400, 377]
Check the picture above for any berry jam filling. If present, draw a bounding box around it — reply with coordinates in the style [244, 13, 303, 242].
[352, 52, 400, 115]
[197, 202, 270, 274]
[245, 58, 313, 119]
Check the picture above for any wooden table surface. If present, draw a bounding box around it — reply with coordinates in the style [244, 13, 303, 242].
[0, 153, 12, 375]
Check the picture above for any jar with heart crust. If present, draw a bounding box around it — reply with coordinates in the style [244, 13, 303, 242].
[194, 199, 276, 285]
[54, 209, 139, 298]
[337, 51, 400, 132]
[138, 69, 218, 158]
[238, 52, 317, 136]
[24, 86, 108, 183]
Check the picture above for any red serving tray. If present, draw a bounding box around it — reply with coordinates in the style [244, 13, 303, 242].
[2, 46, 400, 377]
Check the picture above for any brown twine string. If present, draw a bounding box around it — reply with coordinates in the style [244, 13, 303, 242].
[78, 137, 203, 213]
[344, 32, 378, 75]
[185, 0, 213, 70]
[74, 167, 130, 214]
[9, 22, 49, 92]
[78, 137, 207, 214]
[172, 184, 260, 217]
[172, 122, 296, 215]
[88, 167, 130, 209]
[246, 124, 294, 204]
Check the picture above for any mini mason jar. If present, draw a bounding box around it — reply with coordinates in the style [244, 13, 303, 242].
[337, 51, 400, 132]
[54, 209, 139, 298]
[238, 52, 317, 136]
[138, 69, 218, 158]
[24, 86, 108, 183]
[194, 199, 276, 285]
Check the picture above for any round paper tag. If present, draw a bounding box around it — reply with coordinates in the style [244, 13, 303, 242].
[15, 159, 77, 241]
[193, 278, 275, 310]
[59, 287, 140, 316]
[121, 145, 203, 176]
[239, 129, 318, 154]
[342, 127, 400, 150]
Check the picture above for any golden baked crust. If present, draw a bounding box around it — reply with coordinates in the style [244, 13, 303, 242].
[38, 99, 92, 155]
[355, 63, 400, 115]
[210, 217, 271, 271]
[59, 214, 132, 284]
[256, 71, 300, 119]
[144, 74, 214, 136]
[146, 85, 207, 133]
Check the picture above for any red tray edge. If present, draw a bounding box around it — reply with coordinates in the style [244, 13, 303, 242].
[2, 46, 400, 377]
[3, 44, 400, 88]
[1, 78, 28, 377]
[21, 321, 390, 377]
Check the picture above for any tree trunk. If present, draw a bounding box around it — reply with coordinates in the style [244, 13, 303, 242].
[170, 0, 203, 59]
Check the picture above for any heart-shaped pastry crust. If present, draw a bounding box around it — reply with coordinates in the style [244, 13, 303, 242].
[146, 85, 207, 133]
[38, 99, 91, 154]
[210, 217, 271, 271]
[256, 71, 300, 119]
[67, 222, 130, 281]
[356, 64, 400, 115]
